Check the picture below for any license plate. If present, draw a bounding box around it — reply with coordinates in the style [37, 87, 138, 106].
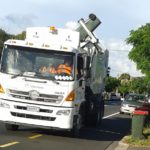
[27, 106, 40, 112]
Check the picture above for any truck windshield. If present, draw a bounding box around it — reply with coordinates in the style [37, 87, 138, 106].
[0, 45, 75, 81]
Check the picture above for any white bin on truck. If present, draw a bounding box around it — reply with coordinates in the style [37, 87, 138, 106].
[0, 14, 109, 136]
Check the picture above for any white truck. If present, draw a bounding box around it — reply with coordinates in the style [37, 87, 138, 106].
[0, 14, 108, 136]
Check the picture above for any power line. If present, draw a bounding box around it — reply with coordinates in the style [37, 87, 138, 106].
[109, 50, 130, 52]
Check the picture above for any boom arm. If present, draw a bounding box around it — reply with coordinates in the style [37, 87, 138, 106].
[76, 14, 104, 54]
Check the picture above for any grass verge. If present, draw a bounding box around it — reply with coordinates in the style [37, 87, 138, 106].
[122, 128, 150, 147]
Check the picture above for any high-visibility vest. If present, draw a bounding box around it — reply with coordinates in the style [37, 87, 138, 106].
[57, 64, 72, 75]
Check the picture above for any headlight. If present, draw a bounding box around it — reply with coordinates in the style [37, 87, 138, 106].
[56, 110, 71, 116]
[57, 95, 64, 100]
[0, 101, 10, 108]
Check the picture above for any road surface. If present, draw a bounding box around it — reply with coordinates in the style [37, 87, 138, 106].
[0, 101, 132, 150]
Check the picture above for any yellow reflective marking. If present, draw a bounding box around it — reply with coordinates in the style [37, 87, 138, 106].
[0, 141, 19, 148]
[29, 134, 43, 139]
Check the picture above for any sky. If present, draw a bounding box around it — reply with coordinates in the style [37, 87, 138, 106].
[0, 0, 150, 77]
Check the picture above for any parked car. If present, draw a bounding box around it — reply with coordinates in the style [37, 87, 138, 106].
[120, 93, 147, 114]
[109, 93, 120, 101]
[147, 95, 150, 103]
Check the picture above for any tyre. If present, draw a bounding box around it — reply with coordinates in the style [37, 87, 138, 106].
[92, 110, 102, 127]
[101, 101, 105, 117]
[71, 115, 81, 137]
[5, 123, 19, 131]
[86, 110, 102, 127]
[120, 111, 124, 114]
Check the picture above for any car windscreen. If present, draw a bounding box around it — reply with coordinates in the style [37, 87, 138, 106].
[125, 94, 145, 102]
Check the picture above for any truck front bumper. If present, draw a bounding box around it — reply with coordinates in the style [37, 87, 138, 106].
[0, 99, 75, 130]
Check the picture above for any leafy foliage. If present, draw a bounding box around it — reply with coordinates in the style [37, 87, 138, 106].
[105, 77, 120, 92]
[105, 73, 149, 95]
[123, 127, 150, 146]
[0, 29, 13, 54]
[14, 31, 26, 40]
[126, 23, 150, 77]
[119, 73, 130, 80]
[130, 77, 147, 94]
[0, 29, 26, 55]
[118, 83, 130, 95]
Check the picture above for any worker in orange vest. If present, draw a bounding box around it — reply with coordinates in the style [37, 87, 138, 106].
[57, 60, 72, 75]
[39, 65, 57, 74]
[39, 66, 47, 73]
[49, 65, 57, 74]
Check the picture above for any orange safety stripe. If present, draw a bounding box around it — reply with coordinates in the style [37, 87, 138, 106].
[57, 64, 72, 75]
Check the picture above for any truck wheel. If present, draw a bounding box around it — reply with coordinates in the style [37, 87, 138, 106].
[5, 123, 19, 131]
[93, 110, 102, 127]
[120, 111, 124, 114]
[96, 111, 102, 126]
[85, 110, 102, 127]
[71, 115, 81, 137]
[101, 101, 105, 117]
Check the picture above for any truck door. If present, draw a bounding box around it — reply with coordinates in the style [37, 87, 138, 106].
[76, 55, 85, 101]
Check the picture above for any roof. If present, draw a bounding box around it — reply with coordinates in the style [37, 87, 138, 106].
[26, 27, 80, 50]
[4, 27, 80, 53]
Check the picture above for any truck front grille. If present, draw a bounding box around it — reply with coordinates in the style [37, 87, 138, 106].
[14, 105, 53, 113]
[11, 112, 56, 121]
[8, 89, 63, 104]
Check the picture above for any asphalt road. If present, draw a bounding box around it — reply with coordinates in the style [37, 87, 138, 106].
[0, 101, 132, 150]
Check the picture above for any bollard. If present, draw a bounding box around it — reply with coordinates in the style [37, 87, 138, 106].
[132, 110, 149, 140]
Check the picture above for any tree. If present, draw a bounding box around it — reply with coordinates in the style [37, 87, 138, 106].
[118, 73, 131, 96]
[105, 77, 120, 92]
[0, 29, 13, 54]
[143, 76, 150, 94]
[14, 31, 26, 40]
[118, 83, 130, 96]
[126, 23, 150, 78]
[0, 29, 26, 56]
[130, 77, 147, 94]
[119, 73, 131, 80]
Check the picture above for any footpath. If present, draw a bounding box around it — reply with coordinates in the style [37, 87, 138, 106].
[106, 140, 150, 150]
[106, 139, 150, 150]
[115, 141, 150, 150]
[115, 102, 150, 150]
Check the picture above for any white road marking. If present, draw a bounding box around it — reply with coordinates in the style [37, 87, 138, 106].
[103, 112, 120, 119]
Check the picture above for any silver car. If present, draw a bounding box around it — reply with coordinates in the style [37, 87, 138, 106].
[120, 93, 146, 114]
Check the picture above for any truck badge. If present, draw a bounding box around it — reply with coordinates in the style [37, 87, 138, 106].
[29, 90, 40, 100]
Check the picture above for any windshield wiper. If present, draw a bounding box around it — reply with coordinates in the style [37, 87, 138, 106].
[11, 72, 35, 79]
[51, 77, 60, 85]
[11, 72, 24, 79]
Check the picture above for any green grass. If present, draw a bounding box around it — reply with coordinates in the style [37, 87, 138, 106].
[123, 128, 150, 147]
